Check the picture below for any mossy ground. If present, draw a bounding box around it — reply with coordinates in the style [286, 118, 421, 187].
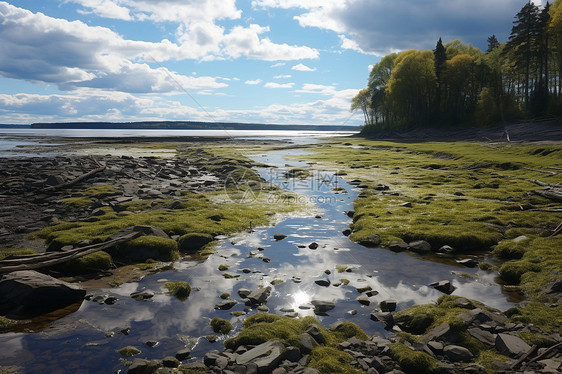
[165, 281, 191, 301]
[224, 313, 367, 374]
[210, 317, 233, 334]
[303, 139, 561, 331]
[0, 248, 37, 260]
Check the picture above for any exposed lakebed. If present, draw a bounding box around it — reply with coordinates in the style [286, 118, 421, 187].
[0, 145, 517, 373]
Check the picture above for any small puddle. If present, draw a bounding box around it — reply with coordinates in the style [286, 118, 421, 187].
[0, 147, 517, 373]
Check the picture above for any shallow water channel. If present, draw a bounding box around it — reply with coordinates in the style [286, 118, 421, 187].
[0, 148, 516, 373]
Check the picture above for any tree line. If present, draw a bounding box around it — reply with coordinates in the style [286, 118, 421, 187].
[352, 0, 562, 132]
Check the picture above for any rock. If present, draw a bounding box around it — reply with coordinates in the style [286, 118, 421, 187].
[299, 333, 319, 354]
[311, 300, 335, 313]
[400, 202, 412, 208]
[308, 242, 319, 249]
[468, 327, 495, 346]
[359, 234, 381, 248]
[203, 350, 222, 367]
[429, 280, 456, 294]
[130, 290, 155, 301]
[495, 333, 532, 356]
[45, 175, 65, 186]
[388, 241, 408, 252]
[161, 356, 180, 368]
[457, 258, 479, 268]
[273, 234, 287, 241]
[380, 299, 397, 312]
[423, 322, 451, 343]
[305, 324, 325, 344]
[395, 313, 434, 335]
[342, 229, 352, 237]
[215, 299, 238, 310]
[443, 345, 474, 362]
[427, 341, 444, 355]
[370, 310, 394, 328]
[175, 348, 191, 361]
[238, 288, 252, 299]
[408, 240, 431, 254]
[90, 208, 106, 217]
[314, 278, 331, 287]
[437, 245, 455, 253]
[127, 358, 161, 374]
[236, 340, 287, 372]
[247, 286, 272, 305]
[0, 270, 86, 318]
[178, 233, 213, 251]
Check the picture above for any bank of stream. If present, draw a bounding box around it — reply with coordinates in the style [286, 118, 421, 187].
[0, 147, 517, 373]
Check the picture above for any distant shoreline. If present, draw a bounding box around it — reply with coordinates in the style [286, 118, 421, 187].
[13, 121, 360, 132]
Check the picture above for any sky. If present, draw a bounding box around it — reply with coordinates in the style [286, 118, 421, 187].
[0, 0, 541, 126]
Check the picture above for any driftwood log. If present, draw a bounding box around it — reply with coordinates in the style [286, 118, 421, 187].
[525, 179, 562, 202]
[0, 231, 142, 273]
[44, 158, 106, 193]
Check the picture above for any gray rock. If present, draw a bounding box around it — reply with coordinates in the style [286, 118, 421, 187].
[130, 290, 155, 301]
[314, 278, 331, 287]
[429, 280, 456, 294]
[457, 258, 479, 268]
[370, 309, 394, 328]
[299, 333, 319, 354]
[215, 299, 238, 310]
[437, 245, 455, 253]
[236, 340, 287, 372]
[427, 341, 444, 354]
[468, 327, 495, 346]
[161, 356, 180, 368]
[247, 286, 272, 304]
[305, 324, 325, 344]
[0, 270, 86, 318]
[400, 202, 412, 208]
[388, 241, 408, 252]
[380, 299, 397, 312]
[238, 288, 252, 298]
[444, 345, 474, 362]
[308, 242, 319, 249]
[204, 350, 222, 367]
[495, 333, 531, 356]
[175, 347, 191, 361]
[342, 229, 352, 237]
[423, 323, 451, 343]
[408, 240, 431, 254]
[359, 234, 381, 248]
[45, 175, 65, 186]
[311, 300, 335, 313]
[127, 358, 161, 374]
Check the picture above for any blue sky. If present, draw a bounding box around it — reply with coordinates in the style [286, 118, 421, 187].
[0, 0, 538, 126]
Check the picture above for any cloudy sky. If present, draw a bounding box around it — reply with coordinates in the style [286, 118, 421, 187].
[0, 0, 538, 126]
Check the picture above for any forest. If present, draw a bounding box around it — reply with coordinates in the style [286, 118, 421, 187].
[353, 0, 562, 132]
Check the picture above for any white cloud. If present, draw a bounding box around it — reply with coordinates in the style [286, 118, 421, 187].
[270, 62, 286, 68]
[245, 79, 262, 85]
[70, 0, 132, 20]
[273, 75, 292, 79]
[264, 82, 294, 88]
[291, 63, 316, 72]
[295, 83, 337, 95]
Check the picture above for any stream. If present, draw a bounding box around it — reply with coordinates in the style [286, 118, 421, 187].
[0, 147, 516, 373]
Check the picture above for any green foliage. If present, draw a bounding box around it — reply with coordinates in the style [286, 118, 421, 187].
[210, 317, 233, 334]
[61, 197, 92, 207]
[499, 261, 540, 284]
[84, 185, 116, 198]
[308, 347, 363, 374]
[165, 281, 191, 301]
[493, 237, 531, 259]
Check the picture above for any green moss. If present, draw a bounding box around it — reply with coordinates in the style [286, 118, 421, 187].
[178, 233, 214, 252]
[336, 265, 348, 273]
[308, 347, 363, 374]
[230, 311, 246, 317]
[165, 281, 191, 301]
[390, 343, 438, 374]
[222, 273, 239, 279]
[499, 261, 540, 284]
[218, 264, 230, 271]
[270, 279, 284, 285]
[509, 301, 562, 332]
[220, 292, 230, 299]
[0, 248, 37, 260]
[330, 321, 369, 342]
[476, 350, 510, 374]
[493, 238, 531, 259]
[115, 236, 179, 262]
[0, 317, 17, 331]
[340, 279, 350, 285]
[55, 251, 113, 275]
[356, 286, 372, 293]
[210, 317, 233, 334]
[61, 197, 92, 207]
[117, 346, 141, 357]
[518, 331, 556, 348]
[84, 185, 116, 198]
[478, 262, 498, 271]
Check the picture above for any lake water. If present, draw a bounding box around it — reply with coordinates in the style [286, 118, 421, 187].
[0, 143, 516, 373]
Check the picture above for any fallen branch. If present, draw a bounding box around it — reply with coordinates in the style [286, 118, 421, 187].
[552, 222, 562, 237]
[525, 179, 562, 188]
[522, 341, 562, 368]
[44, 158, 106, 193]
[0, 231, 142, 273]
[511, 344, 537, 370]
[531, 189, 562, 202]
[523, 167, 558, 176]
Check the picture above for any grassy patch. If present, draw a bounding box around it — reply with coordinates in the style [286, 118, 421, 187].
[115, 236, 179, 262]
[0, 248, 37, 260]
[117, 346, 141, 357]
[165, 281, 191, 301]
[55, 251, 113, 275]
[390, 343, 438, 374]
[61, 197, 92, 207]
[308, 347, 363, 374]
[84, 185, 116, 198]
[210, 317, 233, 334]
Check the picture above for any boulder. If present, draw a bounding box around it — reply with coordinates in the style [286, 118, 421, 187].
[468, 327, 495, 346]
[408, 240, 431, 254]
[370, 309, 394, 328]
[127, 358, 161, 374]
[495, 333, 531, 357]
[308, 242, 319, 250]
[457, 258, 479, 268]
[236, 340, 287, 372]
[443, 345, 474, 362]
[380, 299, 397, 312]
[215, 299, 238, 310]
[388, 241, 408, 252]
[178, 233, 214, 251]
[437, 245, 455, 253]
[359, 234, 381, 248]
[311, 300, 335, 313]
[314, 278, 331, 287]
[299, 333, 319, 354]
[0, 270, 86, 318]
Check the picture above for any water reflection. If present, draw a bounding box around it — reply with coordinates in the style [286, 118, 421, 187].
[0, 147, 517, 373]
